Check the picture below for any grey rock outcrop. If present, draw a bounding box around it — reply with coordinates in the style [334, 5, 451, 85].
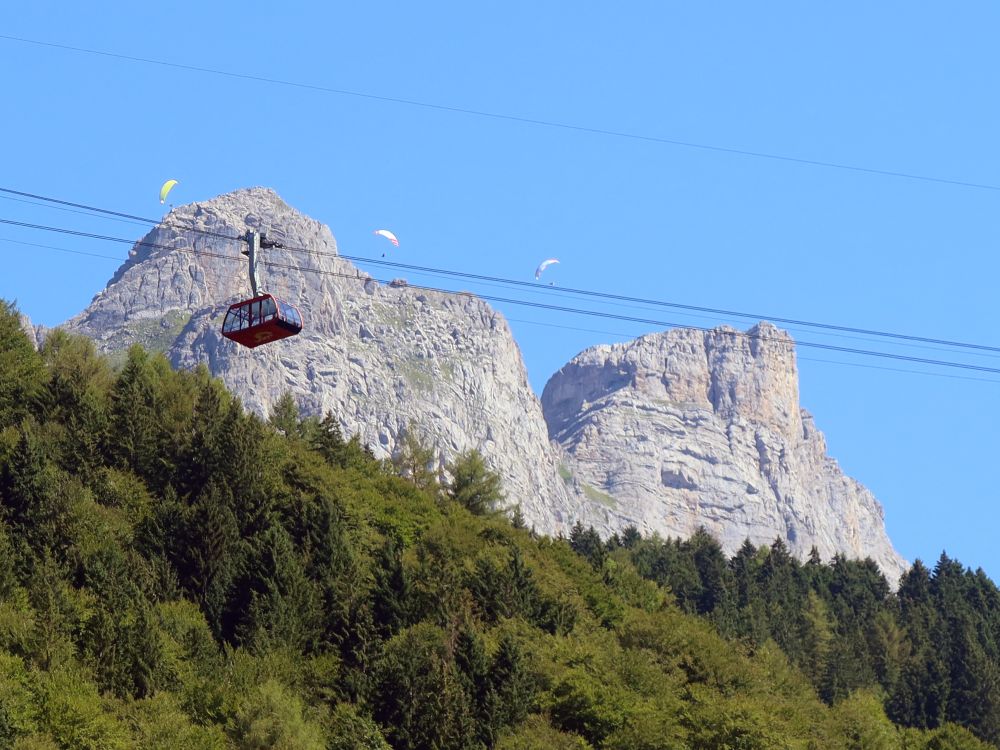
[60, 187, 906, 583]
[63, 188, 593, 534]
[542, 324, 908, 584]
[18, 313, 45, 350]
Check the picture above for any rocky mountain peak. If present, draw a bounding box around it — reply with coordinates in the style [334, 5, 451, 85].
[58, 187, 907, 584]
[543, 323, 907, 585]
[63, 189, 594, 535]
[544, 323, 803, 442]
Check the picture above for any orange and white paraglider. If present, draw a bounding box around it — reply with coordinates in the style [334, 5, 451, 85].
[373, 229, 399, 247]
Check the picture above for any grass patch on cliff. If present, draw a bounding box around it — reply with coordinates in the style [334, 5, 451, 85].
[582, 482, 617, 508]
[107, 309, 192, 368]
[398, 358, 434, 391]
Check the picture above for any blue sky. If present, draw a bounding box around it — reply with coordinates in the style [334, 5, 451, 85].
[2, 2, 999, 577]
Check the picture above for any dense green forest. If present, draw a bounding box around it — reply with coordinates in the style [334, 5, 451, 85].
[0, 299, 996, 749]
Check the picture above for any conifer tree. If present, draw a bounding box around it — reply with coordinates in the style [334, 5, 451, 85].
[0, 301, 45, 429]
[107, 345, 159, 478]
[686, 526, 734, 617]
[569, 522, 605, 570]
[372, 534, 410, 638]
[485, 631, 534, 736]
[268, 391, 300, 437]
[447, 448, 504, 516]
[392, 424, 439, 491]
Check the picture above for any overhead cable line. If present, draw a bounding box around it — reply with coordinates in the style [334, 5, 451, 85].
[5, 185, 1000, 357]
[3, 213, 983, 362]
[379, 264, 1000, 358]
[5, 230, 998, 385]
[0, 236, 124, 261]
[338, 255, 1000, 356]
[0, 193, 154, 229]
[507, 316, 1000, 384]
[3, 34, 1000, 193]
[3, 214, 991, 362]
[6, 216, 1000, 377]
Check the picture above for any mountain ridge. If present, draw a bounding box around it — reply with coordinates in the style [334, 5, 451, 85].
[60, 187, 906, 581]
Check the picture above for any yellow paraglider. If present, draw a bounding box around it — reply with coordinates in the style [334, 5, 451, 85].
[159, 179, 179, 204]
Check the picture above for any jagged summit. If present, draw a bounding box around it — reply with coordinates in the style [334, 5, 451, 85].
[542, 322, 908, 584]
[96, 187, 342, 322]
[63, 188, 590, 535]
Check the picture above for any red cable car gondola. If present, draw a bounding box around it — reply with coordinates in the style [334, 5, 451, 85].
[221, 294, 303, 348]
[221, 230, 304, 349]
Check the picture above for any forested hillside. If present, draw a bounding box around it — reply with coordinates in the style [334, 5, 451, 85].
[0, 300, 994, 749]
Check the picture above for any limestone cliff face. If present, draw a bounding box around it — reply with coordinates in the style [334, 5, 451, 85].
[541, 324, 908, 584]
[17, 314, 45, 350]
[63, 188, 593, 534]
[60, 187, 905, 582]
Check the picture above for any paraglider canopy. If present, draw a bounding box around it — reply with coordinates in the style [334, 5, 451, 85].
[373, 229, 399, 247]
[535, 258, 560, 280]
[159, 179, 178, 204]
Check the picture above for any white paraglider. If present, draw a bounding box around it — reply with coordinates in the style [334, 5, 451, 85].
[534, 258, 560, 280]
[373, 229, 399, 247]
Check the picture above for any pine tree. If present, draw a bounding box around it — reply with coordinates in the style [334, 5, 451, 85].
[454, 626, 491, 744]
[3, 419, 74, 561]
[569, 523, 605, 570]
[80, 546, 163, 699]
[686, 526, 734, 617]
[0, 300, 46, 429]
[305, 411, 347, 465]
[177, 478, 240, 632]
[482, 632, 534, 746]
[621, 525, 642, 549]
[447, 448, 505, 516]
[38, 331, 112, 482]
[392, 424, 439, 491]
[107, 345, 159, 478]
[372, 534, 410, 638]
[225, 524, 321, 652]
[800, 590, 834, 690]
[268, 391, 300, 437]
[373, 623, 476, 750]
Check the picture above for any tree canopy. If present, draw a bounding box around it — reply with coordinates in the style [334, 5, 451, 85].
[0, 302, 995, 749]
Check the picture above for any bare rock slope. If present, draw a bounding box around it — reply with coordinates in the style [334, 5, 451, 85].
[542, 325, 908, 584]
[64, 187, 593, 534]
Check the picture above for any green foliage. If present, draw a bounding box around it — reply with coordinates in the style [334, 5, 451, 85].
[372, 622, 477, 749]
[121, 693, 227, 750]
[496, 714, 592, 749]
[2, 314, 999, 748]
[447, 447, 505, 515]
[0, 301, 46, 429]
[0, 651, 41, 744]
[391, 423, 439, 491]
[268, 391, 300, 436]
[830, 690, 901, 750]
[325, 702, 391, 749]
[38, 667, 132, 750]
[227, 679, 326, 750]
